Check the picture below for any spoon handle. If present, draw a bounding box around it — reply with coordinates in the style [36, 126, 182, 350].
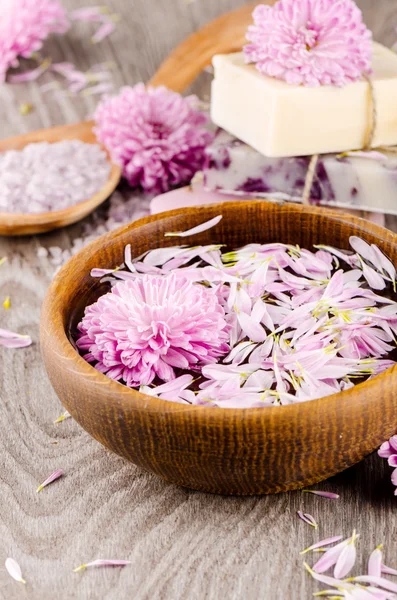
[149, 2, 268, 93]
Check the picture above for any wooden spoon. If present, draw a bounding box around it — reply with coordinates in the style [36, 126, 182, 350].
[0, 2, 262, 236]
[0, 121, 121, 236]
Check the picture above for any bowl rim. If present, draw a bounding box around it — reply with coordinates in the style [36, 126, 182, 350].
[41, 199, 397, 419]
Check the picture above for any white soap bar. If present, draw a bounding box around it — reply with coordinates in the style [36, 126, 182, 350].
[211, 43, 397, 157]
[202, 130, 397, 215]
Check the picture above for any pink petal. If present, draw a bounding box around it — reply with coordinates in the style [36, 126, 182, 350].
[302, 489, 340, 499]
[90, 268, 117, 278]
[345, 151, 388, 161]
[300, 536, 343, 555]
[370, 245, 396, 282]
[297, 511, 318, 529]
[313, 539, 350, 574]
[361, 262, 386, 290]
[349, 237, 377, 263]
[391, 468, 397, 486]
[0, 328, 32, 349]
[382, 564, 397, 576]
[388, 455, 397, 468]
[9, 60, 51, 83]
[353, 576, 397, 593]
[83, 82, 114, 96]
[378, 441, 394, 459]
[91, 21, 116, 44]
[124, 245, 136, 272]
[368, 546, 383, 578]
[73, 559, 131, 572]
[303, 562, 354, 592]
[37, 469, 64, 493]
[70, 7, 107, 21]
[164, 215, 222, 238]
[334, 537, 357, 578]
[237, 312, 267, 343]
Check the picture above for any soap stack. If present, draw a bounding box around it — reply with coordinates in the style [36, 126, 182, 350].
[203, 42, 397, 215]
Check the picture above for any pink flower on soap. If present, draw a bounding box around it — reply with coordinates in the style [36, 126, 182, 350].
[0, 0, 69, 82]
[77, 274, 230, 388]
[94, 84, 214, 193]
[244, 0, 372, 87]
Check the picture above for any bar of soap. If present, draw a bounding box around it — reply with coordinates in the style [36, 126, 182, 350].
[203, 130, 397, 215]
[211, 43, 397, 157]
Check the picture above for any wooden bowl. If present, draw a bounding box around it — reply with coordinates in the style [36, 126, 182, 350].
[0, 121, 121, 236]
[40, 201, 397, 495]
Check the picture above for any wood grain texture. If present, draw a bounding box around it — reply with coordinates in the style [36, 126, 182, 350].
[41, 201, 397, 495]
[0, 1, 397, 599]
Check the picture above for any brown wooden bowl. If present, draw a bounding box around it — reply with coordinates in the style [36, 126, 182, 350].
[40, 201, 397, 495]
[0, 121, 121, 236]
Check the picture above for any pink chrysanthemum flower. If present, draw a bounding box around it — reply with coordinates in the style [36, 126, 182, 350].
[379, 435, 397, 496]
[244, 0, 373, 87]
[0, 0, 69, 82]
[76, 274, 229, 388]
[94, 84, 214, 193]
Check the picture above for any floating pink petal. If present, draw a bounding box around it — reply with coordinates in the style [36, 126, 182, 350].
[302, 490, 340, 499]
[37, 469, 64, 493]
[73, 559, 131, 572]
[164, 215, 222, 238]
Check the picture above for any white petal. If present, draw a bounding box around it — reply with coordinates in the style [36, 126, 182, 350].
[5, 558, 25, 583]
[334, 542, 357, 578]
[164, 215, 222, 237]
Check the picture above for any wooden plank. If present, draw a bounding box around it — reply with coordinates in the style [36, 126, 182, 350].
[0, 1, 396, 599]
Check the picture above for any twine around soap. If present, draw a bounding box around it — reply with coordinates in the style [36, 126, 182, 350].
[301, 73, 378, 205]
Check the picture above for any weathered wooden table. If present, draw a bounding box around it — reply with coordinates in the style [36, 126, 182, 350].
[1, 1, 397, 598]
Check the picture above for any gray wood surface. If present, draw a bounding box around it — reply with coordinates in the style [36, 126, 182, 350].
[1, 1, 397, 599]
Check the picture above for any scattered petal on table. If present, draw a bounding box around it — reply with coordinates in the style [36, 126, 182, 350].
[302, 490, 340, 499]
[300, 536, 343, 555]
[73, 559, 131, 572]
[5, 558, 25, 584]
[37, 469, 64, 493]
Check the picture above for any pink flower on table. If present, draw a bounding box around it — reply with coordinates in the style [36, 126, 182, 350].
[94, 84, 214, 193]
[0, 0, 69, 82]
[244, 0, 372, 87]
[77, 274, 229, 388]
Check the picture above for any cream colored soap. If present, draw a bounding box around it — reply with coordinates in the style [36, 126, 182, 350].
[211, 43, 397, 158]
